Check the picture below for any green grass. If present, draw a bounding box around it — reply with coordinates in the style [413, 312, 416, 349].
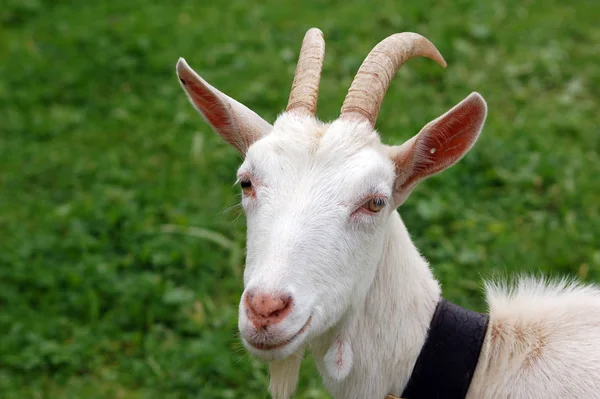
[1, 0, 598, 397]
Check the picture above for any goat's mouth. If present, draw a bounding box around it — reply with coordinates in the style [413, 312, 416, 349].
[246, 316, 312, 351]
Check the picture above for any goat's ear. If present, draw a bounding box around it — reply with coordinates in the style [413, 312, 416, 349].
[389, 92, 487, 205]
[176, 58, 272, 155]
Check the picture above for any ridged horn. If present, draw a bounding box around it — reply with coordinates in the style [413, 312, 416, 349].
[286, 28, 326, 116]
[340, 32, 447, 126]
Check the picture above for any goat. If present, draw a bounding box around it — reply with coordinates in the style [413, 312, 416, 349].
[176, 28, 600, 399]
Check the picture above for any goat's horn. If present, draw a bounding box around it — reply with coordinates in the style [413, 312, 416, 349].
[340, 32, 447, 126]
[286, 28, 325, 116]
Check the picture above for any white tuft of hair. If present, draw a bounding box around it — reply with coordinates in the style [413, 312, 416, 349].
[268, 351, 304, 399]
[484, 274, 600, 314]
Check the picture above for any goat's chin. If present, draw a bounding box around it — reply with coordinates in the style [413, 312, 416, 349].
[241, 316, 312, 361]
[243, 336, 306, 361]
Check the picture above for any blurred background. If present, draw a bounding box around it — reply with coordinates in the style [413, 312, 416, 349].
[1, 0, 598, 397]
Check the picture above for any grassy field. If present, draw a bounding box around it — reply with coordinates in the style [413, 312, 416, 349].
[1, 0, 598, 397]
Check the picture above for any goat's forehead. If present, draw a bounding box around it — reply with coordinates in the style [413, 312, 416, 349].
[248, 114, 385, 163]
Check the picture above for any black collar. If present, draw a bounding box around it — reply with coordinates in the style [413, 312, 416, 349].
[400, 298, 489, 399]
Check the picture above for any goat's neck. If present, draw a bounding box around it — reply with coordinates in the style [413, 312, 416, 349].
[311, 211, 441, 398]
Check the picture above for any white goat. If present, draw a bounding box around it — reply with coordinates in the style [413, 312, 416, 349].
[176, 28, 600, 399]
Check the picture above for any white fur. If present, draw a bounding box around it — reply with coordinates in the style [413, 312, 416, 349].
[323, 332, 353, 381]
[177, 59, 600, 398]
[235, 114, 600, 398]
[269, 353, 304, 398]
[468, 278, 600, 398]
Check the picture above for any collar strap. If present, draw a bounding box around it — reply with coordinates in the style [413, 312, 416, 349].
[399, 298, 489, 399]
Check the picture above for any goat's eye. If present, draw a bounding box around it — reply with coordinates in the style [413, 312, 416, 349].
[363, 197, 386, 213]
[240, 179, 253, 194]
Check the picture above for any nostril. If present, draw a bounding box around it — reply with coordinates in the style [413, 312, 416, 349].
[245, 291, 293, 327]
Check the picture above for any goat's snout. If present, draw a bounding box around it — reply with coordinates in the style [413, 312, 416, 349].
[245, 290, 293, 329]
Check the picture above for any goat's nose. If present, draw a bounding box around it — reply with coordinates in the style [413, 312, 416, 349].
[245, 291, 293, 329]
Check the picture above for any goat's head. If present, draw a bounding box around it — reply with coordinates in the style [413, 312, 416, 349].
[176, 29, 487, 361]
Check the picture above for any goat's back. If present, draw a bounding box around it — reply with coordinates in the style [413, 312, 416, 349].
[468, 277, 600, 398]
